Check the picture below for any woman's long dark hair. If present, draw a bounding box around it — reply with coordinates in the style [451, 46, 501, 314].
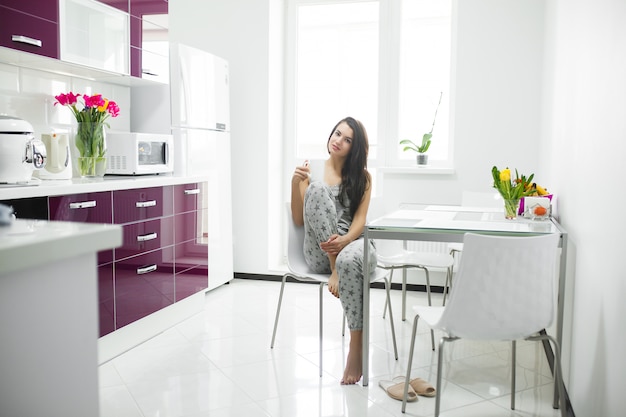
[326, 117, 370, 218]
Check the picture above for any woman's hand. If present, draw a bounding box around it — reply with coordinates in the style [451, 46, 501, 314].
[292, 160, 310, 185]
[320, 234, 348, 255]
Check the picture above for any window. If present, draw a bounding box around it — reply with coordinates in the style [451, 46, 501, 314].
[286, 0, 452, 167]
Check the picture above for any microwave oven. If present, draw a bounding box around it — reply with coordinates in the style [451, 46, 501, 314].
[105, 132, 174, 175]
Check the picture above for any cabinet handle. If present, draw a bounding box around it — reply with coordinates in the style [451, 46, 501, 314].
[12, 35, 42, 48]
[136, 200, 157, 208]
[137, 232, 157, 242]
[69, 200, 96, 209]
[184, 188, 200, 195]
[137, 264, 157, 275]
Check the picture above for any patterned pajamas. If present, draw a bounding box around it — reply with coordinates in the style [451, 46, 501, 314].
[303, 181, 377, 331]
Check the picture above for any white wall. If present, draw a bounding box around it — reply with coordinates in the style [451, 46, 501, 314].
[170, 0, 626, 415]
[380, 0, 547, 212]
[545, 0, 626, 415]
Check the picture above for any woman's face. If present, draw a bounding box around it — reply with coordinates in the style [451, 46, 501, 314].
[328, 121, 354, 158]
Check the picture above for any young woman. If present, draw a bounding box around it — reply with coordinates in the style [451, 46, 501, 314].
[290, 116, 377, 385]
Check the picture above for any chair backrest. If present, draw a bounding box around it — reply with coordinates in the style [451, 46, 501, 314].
[438, 232, 560, 340]
[285, 203, 313, 274]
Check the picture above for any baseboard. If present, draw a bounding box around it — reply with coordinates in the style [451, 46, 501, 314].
[233, 272, 447, 293]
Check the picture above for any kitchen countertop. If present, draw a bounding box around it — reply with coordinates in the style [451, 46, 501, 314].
[0, 219, 122, 276]
[0, 174, 209, 200]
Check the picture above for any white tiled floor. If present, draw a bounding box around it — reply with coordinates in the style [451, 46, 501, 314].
[99, 278, 564, 417]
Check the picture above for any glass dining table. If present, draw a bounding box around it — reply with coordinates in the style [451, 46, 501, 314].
[361, 204, 568, 386]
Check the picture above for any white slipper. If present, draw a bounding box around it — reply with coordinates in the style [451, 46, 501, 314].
[393, 376, 436, 397]
[379, 378, 418, 402]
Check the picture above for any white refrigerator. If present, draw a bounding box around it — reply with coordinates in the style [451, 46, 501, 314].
[169, 43, 233, 290]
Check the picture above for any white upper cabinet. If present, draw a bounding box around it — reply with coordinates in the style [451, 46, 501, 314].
[59, 0, 129, 74]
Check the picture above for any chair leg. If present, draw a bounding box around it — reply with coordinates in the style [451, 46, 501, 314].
[434, 337, 457, 417]
[442, 267, 452, 306]
[422, 266, 435, 350]
[527, 334, 567, 417]
[511, 340, 517, 410]
[383, 268, 395, 319]
[318, 282, 325, 377]
[401, 268, 407, 321]
[270, 274, 289, 348]
[383, 276, 398, 359]
[401, 314, 421, 413]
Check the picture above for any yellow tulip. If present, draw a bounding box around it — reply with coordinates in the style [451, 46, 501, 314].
[98, 99, 109, 113]
[499, 168, 511, 182]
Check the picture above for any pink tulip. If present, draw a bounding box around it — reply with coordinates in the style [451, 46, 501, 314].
[107, 101, 120, 117]
[54, 92, 80, 106]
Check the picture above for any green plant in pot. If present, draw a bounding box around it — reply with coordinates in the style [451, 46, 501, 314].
[399, 92, 442, 165]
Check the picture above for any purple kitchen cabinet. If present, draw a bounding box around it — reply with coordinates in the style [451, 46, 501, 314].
[98, 249, 114, 266]
[116, 216, 174, 260]
[114, 247, 175, 329]
[130, 45, 142, 78]
[113, 186, 173, 224]
[98, 263, 115, 337]
[130, 15, 142, 48]
[174, 183, 204, 214]
[173, 211, 202, 244]
[96, 0, 130, 12]
[130, 0, 167, 18]
[0, 0, 58, 22]
[0, 6, 59, 59]
[174, 240, 208, 301]
[49, 191, 113, 224]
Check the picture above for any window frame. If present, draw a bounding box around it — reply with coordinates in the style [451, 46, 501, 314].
[284, 0, 456, 176]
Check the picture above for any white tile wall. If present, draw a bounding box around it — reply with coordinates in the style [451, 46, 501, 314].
[0, 64, 131, 141]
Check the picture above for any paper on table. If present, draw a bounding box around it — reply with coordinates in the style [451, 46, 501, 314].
[425, 205, 502, 213]
[382, 209, 456, 220]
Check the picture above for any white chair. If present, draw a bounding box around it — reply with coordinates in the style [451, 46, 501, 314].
[401, 233, 565, 417]
[271, 204, 398, 376]
[378, 248, 454, 321]
[445, 191, 503, 303]
[372, 202, 455, 322]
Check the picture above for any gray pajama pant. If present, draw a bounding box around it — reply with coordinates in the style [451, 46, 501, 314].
[303, 181, 377, 331]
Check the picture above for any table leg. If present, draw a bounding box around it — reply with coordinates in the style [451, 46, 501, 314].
[362, 229, 371, 386]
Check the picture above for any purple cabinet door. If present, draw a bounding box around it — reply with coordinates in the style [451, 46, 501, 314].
[174, 241, 208, 301]
[98, 263, 115, 337]
[174, 211, 202, 244]
[116, 216, 174, 260]
[0, 6, 59, 59]
[174, 183, 204, 213]
[113, 186, 173, 224]
[0, 0, 58, 22]
[49, 192, 112, 224]
[114, 248, 175, 329]
[130, 0, 168, 18]
[96, 0, 130, 12]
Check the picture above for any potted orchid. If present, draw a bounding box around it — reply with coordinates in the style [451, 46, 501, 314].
[399, 92, 443, 165]
[54, 92, 120, 177]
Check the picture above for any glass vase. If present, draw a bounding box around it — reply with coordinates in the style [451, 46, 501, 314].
[504, 198, 520, 220]
[75, 122, 106, 178]
[77, 156, 107, 178]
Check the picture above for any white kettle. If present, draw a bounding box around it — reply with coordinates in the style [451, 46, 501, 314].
[0, 115, 46, 183]
[38, 133, 73, 180]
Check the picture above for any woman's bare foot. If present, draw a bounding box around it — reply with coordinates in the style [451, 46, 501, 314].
[341, 331, 363, 385]
[328, 270, 339, 298]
